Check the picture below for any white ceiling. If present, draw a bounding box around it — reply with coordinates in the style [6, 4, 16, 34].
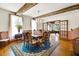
[0, 3, 25, 12]
[23, 3, 77, 17]
[40, 9, 79, 20]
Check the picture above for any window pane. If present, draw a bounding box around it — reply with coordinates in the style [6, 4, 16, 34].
[32, 20, 37, 31]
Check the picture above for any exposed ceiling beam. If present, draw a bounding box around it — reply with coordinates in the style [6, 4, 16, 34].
[16, 3, 38, 15]
[34, 4, 79, 19]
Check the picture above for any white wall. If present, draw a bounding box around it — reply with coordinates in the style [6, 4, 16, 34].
[22, 15, 32, 30]
[0, 8, 32, 32]
[43, 9, 79, 31]
[0, 8, 12, 32]
[36, 19, 43, 30]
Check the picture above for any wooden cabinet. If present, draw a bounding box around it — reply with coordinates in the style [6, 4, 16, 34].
[15, 34, 22, 40]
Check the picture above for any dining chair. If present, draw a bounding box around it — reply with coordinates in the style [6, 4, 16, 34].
[42, 31, 50, 42]
[23, 32, 32, 44]
[42, 31, 51, 49]
[22, 32, 32, 53]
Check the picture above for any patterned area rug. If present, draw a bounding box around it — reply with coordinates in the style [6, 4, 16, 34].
[11, 33, 59, 56]
[11, 42, 59, 56]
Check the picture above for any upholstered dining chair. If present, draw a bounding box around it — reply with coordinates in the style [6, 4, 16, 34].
[23, 32, 32, 44]
[42, 31, 51, 49]
[22, 32, 32, 53]
[42, 31, 50, 42]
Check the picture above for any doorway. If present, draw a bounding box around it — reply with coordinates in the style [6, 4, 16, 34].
[48, 20, 60, 43]
[42, 20, 68, 43]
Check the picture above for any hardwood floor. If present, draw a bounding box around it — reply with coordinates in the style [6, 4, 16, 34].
[0, 41, 22, 56]
[0, 39, 73, 56]
[51, 39, 73, 56]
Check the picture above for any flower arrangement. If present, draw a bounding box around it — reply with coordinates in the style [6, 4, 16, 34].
[15, 24, 22, 34]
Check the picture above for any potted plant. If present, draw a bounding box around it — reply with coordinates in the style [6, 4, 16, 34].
[15, 24, 22, 34]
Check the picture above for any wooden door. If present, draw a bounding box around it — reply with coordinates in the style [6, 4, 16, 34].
[60, 20, 68, 40]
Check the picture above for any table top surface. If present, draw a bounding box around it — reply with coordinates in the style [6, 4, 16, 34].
[32, 35, 42, 37]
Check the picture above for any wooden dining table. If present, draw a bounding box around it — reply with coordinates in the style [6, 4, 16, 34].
[32, 39, 42, 44]
[31, 34, 43, 45]
[32, 34, 42, 40]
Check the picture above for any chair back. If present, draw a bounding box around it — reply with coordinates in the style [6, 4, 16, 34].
[23, 32, 32, 44]
[42, 31, 50, 42]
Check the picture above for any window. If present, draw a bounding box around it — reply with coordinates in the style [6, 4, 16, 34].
[31, 19, 37, 31]
[10, 15, 23, 39]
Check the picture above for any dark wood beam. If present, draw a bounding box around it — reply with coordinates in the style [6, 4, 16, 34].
[17, 3, 38, 14]
[35, 4, 79, 18]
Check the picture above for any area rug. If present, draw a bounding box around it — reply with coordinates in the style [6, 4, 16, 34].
[11, 42, 59, 56]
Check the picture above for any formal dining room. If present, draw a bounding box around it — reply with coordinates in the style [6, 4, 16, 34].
[0, 3, 79, 56]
